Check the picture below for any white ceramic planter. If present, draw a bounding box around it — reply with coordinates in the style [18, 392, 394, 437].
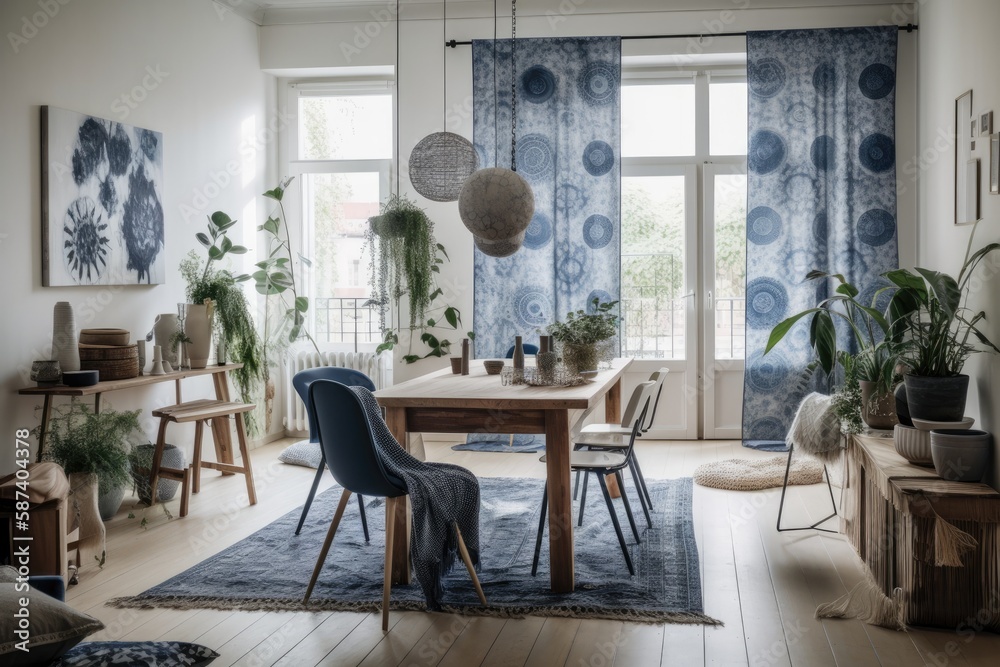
[184, 303, 212, 369]
[930, 429, 992, 482]
[893, 424, 933, 466]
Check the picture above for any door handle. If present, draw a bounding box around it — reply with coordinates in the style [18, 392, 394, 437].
[708, 291, 713, 310]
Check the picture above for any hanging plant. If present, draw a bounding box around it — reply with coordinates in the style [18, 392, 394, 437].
[364, 194, 472, 363]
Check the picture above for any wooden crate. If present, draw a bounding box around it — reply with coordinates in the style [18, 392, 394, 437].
[0, 498, 67, 582]
[846, 435, 1000, 630]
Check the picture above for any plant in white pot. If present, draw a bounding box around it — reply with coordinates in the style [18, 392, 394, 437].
[885, 224, 1000, 422]
[37, 401, 142, 521]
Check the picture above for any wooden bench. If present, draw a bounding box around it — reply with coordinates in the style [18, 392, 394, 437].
[149, 400, 257, 517]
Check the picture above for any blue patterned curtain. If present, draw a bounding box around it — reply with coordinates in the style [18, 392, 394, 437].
[742, 27, 899, 447]
[472, 37, 621, 358]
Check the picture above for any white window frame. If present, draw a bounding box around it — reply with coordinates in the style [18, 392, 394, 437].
[283, 80, 395, 350]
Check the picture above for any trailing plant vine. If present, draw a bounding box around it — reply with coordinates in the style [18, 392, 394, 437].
[364, 194, 472, 363]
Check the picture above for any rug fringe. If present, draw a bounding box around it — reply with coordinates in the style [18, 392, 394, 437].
[815, 580, 906, 631]
[106, 595, 722, 626]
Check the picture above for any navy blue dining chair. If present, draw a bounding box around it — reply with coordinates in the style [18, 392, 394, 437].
[292, 367, 376, 538]
[505, 343, 540, 358]
[301, 379, 486, 631]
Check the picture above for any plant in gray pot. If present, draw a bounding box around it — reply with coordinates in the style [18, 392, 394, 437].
[766, 271, 901, 429]
[36, 401, 142, 521]
[885, 225, 1000, 422]
[930, 429, 992, 482]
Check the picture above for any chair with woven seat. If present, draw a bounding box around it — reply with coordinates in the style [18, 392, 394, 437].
[572, 368, 667, 527]
[291, 367, 377, 538]
[531, 380, 656, 577]
[302, 379, 487, 631]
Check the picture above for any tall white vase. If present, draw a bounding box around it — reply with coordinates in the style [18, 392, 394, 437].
[52, 301, 80, 372]
[153, 313, 180, 367]
[184, 303, 213, 369]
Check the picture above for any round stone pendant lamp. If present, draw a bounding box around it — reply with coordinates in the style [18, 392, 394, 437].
[459, 0, 534, 257]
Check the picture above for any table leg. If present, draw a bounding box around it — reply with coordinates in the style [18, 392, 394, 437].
[36, 394, 53, 463]
[545, 409, 574, 593]
[210, 372, 234, 472]
[604, 378, 622, 498]
[385, 406, 411, 585]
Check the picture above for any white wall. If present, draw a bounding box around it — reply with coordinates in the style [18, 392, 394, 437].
[918, 0, 1000, 489]
[261, 2, 919, 386]
[0, 0, 273, 475]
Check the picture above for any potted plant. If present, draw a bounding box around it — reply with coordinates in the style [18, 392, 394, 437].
[766, 271, 901, 429]
[363, 193, 473, 363]
[547, 298, 621, 375]
[37, 401, 142, 521]
[180, 212, 267, 434]
[885, 226, 1000, 421]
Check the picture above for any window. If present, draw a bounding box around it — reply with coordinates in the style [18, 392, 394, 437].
[622, 82, 696, 157]
[287, 83, 392, 347]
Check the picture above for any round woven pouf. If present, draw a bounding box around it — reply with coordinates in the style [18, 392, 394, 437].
[474, 230, 526, 258]
[458, 167, 535, 242]
[409, 132, 479, 202]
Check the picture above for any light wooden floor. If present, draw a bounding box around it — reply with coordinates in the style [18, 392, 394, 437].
[68, 438, 999, 667]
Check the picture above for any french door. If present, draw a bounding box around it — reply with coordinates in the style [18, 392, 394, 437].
[618, 162, 746, 440]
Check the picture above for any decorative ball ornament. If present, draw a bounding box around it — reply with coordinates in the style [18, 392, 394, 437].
[458, 167, 535, 242]
[408, 132, 480, 202]
[474, 230, 526, 258]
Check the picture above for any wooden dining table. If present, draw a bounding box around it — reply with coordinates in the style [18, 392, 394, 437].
[374, 357, 632, 593]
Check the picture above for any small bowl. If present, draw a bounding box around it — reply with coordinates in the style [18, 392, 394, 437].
[911, 416, 975, 431]
[62, 370, 99, 387]
[483, 360, 505, 375]
[450, 358, 463, 374]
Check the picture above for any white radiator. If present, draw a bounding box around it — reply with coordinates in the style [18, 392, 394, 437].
[283, 349, 393, 432]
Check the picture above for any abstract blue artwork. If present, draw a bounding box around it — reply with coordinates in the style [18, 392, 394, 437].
[742, 27, 899, 448]
[471, 37, 621, 359]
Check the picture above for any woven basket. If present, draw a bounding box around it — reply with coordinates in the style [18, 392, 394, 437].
[80, 328, 130, 346]
[79, 343, 139, 380]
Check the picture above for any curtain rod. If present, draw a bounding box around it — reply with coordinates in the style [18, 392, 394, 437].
[445, 23, 917, 47]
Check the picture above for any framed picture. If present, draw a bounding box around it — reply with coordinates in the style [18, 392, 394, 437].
[982, 111, 993, 136]
[991, 133, 999, 195]
[956, 90, 974, 225]
[966, 159, 981, 221]
[41, 106, 165, 286]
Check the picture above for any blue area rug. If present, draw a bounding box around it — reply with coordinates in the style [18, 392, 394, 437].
[452, 435, 546, 453]
[110, 477, 717, 624]
[743, 440, 790, 453]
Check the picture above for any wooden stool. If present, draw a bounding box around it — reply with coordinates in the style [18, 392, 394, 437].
[149, 399, 257, 517]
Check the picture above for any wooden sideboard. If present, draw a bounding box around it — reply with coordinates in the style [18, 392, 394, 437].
[846, 434, 1000, 630]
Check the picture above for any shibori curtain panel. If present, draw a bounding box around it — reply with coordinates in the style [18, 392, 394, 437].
[742, 27, 899, 447]
[471, 37, 622, 358]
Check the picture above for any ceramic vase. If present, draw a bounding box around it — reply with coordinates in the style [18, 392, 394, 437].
[30, 360, 62, 385]
[216, 334, 227, 365]
[859, 380, 897, 430]
[184, 303, 213, 369]
[149, 345, 165, 376]
[52, 301, 80, 372]
[136, 340, 146, 375]
[153, 314, 180, 367]
[513, 336, 525, 370]
[461, 339, 470, 375]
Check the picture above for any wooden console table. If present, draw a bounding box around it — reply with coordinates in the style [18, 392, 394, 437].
[19, 364, 244, 467]
[846, 434, 1000, 630]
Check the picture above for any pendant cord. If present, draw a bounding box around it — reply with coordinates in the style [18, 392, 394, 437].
[510, 0, 517, 172]
[442, 0, 446, 130]
[395, 0, 400, 196]
[492, 0, 498, 168]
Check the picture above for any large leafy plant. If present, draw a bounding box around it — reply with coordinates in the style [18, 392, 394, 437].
[766, 271, 899, 398]
[181, 212, 267, 434]
[547, 299, 621, 346]
[365, 194, 472, 363]
[252, 178, 321, 360]
[884, 226, 1000, 377]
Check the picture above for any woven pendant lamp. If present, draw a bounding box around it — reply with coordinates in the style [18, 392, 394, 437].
[409, 1, 479, 202]
[459, 0, 534, 258]
[409, 131, 479, 202]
